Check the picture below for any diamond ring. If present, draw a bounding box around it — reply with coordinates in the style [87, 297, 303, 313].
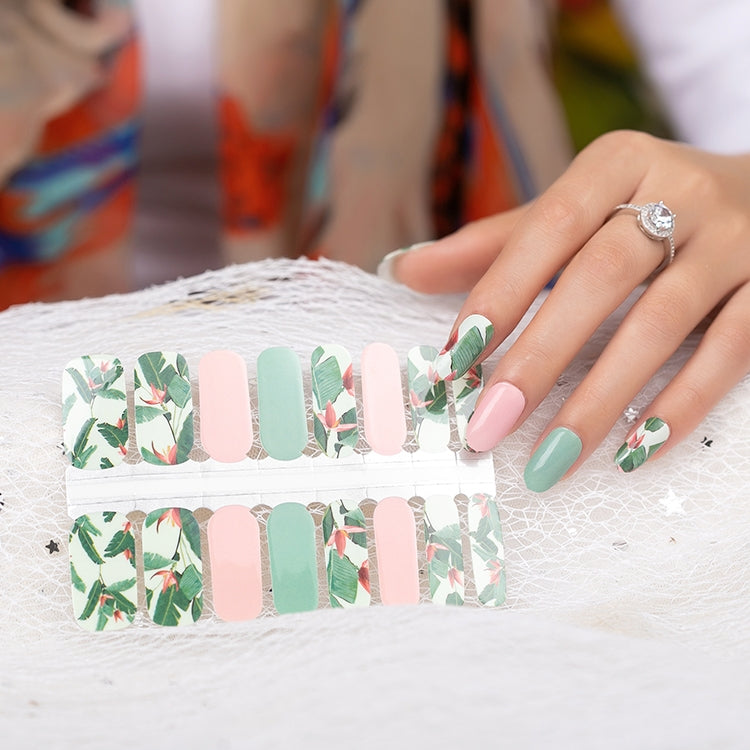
[610, 201, 676, 272]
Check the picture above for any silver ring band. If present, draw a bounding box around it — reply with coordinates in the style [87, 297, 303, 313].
[611, 201, 676, 272]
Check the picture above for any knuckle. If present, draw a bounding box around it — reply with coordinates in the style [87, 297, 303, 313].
[576, 239, 635, 288]
[676, 380, 710, 416]
[588, 129, 652, 162]
[711, 318, 750, 363]
[536, 193, 588, 237]
[637, 285, 694, 345]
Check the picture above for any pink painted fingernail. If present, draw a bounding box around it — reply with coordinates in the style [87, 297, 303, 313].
[465, 382, 525, 452]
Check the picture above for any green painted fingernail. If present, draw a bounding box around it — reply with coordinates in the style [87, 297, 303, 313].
[257, 347, 307, 460]
[524, 427, 582, 492]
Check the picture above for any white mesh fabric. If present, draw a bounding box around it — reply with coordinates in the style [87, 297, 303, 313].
[1, 257, 748, 747]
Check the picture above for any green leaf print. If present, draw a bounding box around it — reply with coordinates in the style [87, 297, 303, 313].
[143, 551, 173, 570]
[328, 550, 360, 605]
[100, 457, 114, 469]
[137, 352, 168, 390]
[312, 354, 344, 410]
[97, 420, 128, 450]
[191, 595, 203, 623]
[322, 506, 334, 546]
[103, 511, 116, 523]
[178, 564, 203, 601]
[445, 592, 463, 607]
[104, 529, 135, 559]
[106, 577, 137, 593]
[74, 527, 104, 566]
[644, 417, 665, 432]
[72, 417, 97, 466]
[110, 590, 137, 616]
[176, 414, 195, 462]
[180, 510, 202, 559]
[166, 372, 192, 408]
[70, 563, 86, 593]
[449, 326, 484, 378]
[135, 405, 163, 423]
[153, 584, 182, 627]
[424, 383, 448, 416]
[62, 393, 77, 425]
[96, 387, 126, 401]
[65, 367, 94, 404]
[313, 415, 328, 455]
[79, 579, 103, 621]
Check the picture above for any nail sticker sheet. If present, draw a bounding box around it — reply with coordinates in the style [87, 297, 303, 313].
[134, 352, 194, 465]
[451, 363, 482, 447]
[322, 499, 371, 608]
[423, 495, 464, 606]
[69, 511, 137, 632]
[143, 507, 203, 627]
[407, 346, 450, 452]
[62, 355, 128, 470]
[434, 313, 494, 381]
[468, 493, 506, 607]
[311, 344, 358, 458]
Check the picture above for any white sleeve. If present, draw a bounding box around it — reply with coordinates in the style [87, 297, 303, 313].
[612, 0, 750, 153]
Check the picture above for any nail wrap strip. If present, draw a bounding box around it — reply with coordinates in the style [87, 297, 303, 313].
[361, 343, 406, 456]
[134, 351, 194, 466]
[199, 350, 253, 463]
[69, 511, 137, 631]
[267, 502, 319, 614]
[468, 493, 506, 607]
[208, 506, 263, 621]
[257, 347, 308, 461]
[373, 496, 419, 605]
[614, 417, 670, 473]
[451, 363, 483, 447]
[311, 344, 359, 458]
[323, 500, 371, 608]
[434, 313, 494, 381]
[143, 507, 204, 627]
[424, 495, 464, 606]
[407, 345, 450, 452]
[62, 355, 128, 470]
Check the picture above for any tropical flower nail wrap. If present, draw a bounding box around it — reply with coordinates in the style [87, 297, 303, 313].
[451, 363, 483, 447]
[311, 344, 358, 458]
[468, 493, 506, 607]
[62, 355, 128, 470]
[134, 352, 194, 465]
[143, 507, 203, 627]
[69, 511, 137, 632]
[407, 346, 450, 452]
[424, 495, 464, 606]
[434, 313, 494, 381]
[322, 499, 370, 608]
[614, 417, 670, 473]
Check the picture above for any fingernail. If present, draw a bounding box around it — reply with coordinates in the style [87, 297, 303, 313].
[434, 313, 494, 381]
[465, 381, 525, 452]
[376, 241, 433, 282]
[524, 427, 582, 493]
[614, 417, 670, 473]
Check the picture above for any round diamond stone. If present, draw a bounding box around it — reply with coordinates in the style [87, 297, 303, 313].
[639, 201, 675, 238]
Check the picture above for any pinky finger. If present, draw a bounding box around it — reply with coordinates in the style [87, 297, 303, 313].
[614, 281, 750, 473]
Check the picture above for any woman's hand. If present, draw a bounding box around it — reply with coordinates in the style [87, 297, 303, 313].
[381, 130, 750, 491]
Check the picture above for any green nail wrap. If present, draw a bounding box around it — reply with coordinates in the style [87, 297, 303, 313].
[524, 427, 582, 493]
[267, 502, 319, 614]
[614, 417, 670, 473]
[257, 347, 307, 460]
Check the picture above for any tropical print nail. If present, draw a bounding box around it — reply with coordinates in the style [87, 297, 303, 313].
[407, 346, 450, 452]
[434, 313, 494, 381]
[69, 511, 137, 632]
[311, 344, 358, 458]
[614, 417, 670, 473]
[134, 352, 194, 465]
[62, 355, 128, 470]
[143, 507, 203, 627]
[423, 495, 464, 606]
[451, 363, 483, 447]
[322, 499, 371, 608]
[468, 493, 506, 607]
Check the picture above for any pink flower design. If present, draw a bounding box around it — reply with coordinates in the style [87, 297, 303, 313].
[487, 559, 503, 586]
[439, 330, 458, 357]
[628, 430, 645, 451]
[151, 570, 179, 593]
[156, 507, 181, 532]
[152, 442, 177, 465]
[410, 390, 434, 409]
[342, 363, 355, 396]
[141, 383, 167, 405]
[113, 609, 124, 623]
[358, 560, 370, 594]
[326, 525, 366, 558]
[464, 365, 481, 390]
[472, 494, 490, 518]
[426, 541, 449, 562]
[317, 401, 357, 433]
[447, 567, 463, 588]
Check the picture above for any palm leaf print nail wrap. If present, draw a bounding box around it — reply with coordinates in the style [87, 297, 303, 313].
[311, 344, 358, 458]
[407, 346, 450, 452]
[143, 507, 203, 627]
[614, 417, 670, 473]
[134, 352, 194, 465]
[468, 493, 506, 607]
[62, 355, 128, 470]
[424, 495, 464, 606]
[451, 363, 483, 447]
[322, 500, 371, 608]
[434, 314, 493, 381]
[69, 511, 137, 632]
